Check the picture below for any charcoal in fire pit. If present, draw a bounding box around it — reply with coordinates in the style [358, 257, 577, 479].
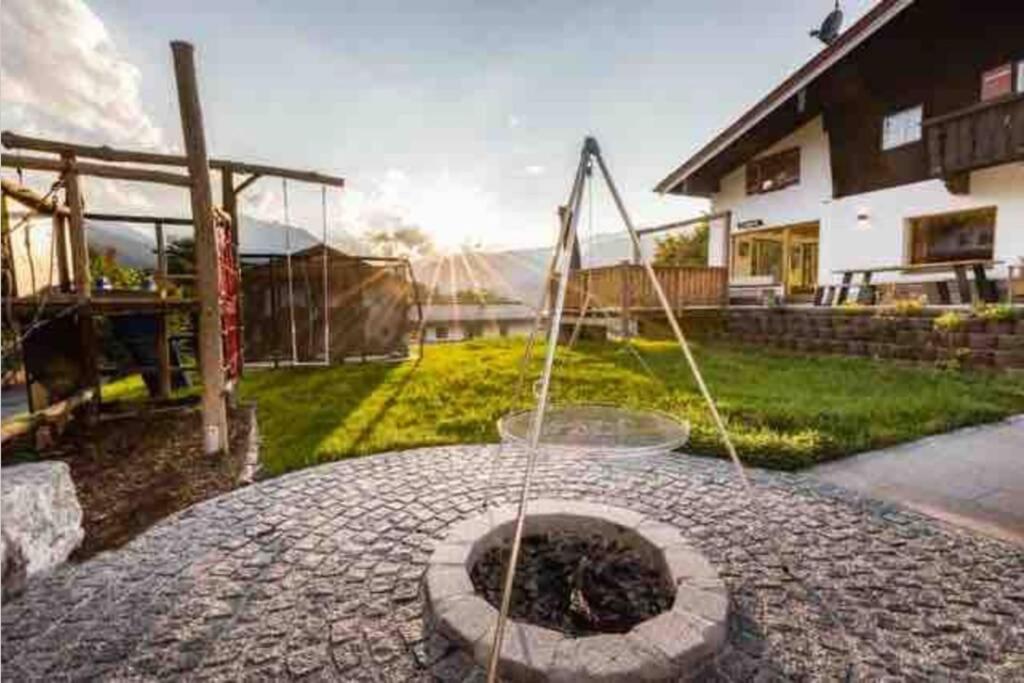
[469, 531, 674, 637]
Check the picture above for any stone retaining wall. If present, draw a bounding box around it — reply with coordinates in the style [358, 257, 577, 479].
[638, 309, 1024, 369]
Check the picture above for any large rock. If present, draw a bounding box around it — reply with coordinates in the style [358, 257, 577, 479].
[1, 461, 83, 601]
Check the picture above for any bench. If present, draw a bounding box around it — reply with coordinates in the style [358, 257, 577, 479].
[729, 276, 783, 305]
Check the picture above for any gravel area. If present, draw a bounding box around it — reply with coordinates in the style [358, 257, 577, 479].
[2, 445, 1023, 681]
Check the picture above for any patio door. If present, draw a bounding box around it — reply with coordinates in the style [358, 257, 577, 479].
[789, 241, 818, 294]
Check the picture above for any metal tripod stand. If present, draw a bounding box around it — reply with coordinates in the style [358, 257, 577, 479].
[486, 136, 749, 682]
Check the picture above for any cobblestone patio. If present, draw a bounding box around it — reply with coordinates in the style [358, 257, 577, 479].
[2, 445, 1023, 681]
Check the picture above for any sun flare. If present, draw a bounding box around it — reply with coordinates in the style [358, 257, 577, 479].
[410, 176, 494, 253]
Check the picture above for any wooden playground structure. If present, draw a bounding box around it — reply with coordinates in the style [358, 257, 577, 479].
[1, 41, 413, 454]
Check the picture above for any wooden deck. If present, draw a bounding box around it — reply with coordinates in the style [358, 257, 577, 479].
[563, 264, 728, 312]
[3, 293, 198, 317]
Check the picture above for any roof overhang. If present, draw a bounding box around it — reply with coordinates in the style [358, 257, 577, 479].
[655, 0, 915, 196]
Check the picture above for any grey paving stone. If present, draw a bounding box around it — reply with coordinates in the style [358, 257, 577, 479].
[0, 444, 1021, 681]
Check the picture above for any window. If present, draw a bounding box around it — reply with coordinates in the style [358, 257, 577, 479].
[434, 325, 449, 340]
[1016, 60, 1024, 94]
[751, 239, 783, 280]
[881, 105, 923, 150]
[745, 147, 800, 195]
[908, 207, 996, 265]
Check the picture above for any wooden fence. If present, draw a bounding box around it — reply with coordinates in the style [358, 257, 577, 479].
[564, 264, 728, 311]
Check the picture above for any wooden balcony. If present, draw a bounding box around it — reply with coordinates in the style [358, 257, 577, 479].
[924, 93, 1024, 190]
[563, 264, 728, 312]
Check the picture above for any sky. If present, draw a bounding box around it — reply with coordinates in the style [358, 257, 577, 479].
[1, 0, 876, 253]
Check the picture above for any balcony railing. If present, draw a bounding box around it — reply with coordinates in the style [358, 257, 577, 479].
[563, 264, 728, 312]
[924, 93, 1024, 180]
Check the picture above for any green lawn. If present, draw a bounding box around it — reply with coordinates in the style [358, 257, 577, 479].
[232, 338, 1023, 476]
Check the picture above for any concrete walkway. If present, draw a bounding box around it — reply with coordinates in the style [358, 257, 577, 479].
[813, 415, 1024, 544]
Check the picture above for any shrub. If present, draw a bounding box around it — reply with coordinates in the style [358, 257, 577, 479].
[879, 296, 926, 317]
[934, 311, 966, 331]
[973, 303, 1016, 321]
[838, 301, 867, 314]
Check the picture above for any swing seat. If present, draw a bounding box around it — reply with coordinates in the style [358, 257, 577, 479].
[497, 403, 689, 455]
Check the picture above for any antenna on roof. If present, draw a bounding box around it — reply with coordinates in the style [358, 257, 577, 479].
[810, 1, 843, 45]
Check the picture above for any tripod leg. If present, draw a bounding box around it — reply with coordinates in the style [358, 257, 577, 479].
[487, 143, 589, 683]
[516, 164, 588, 402]
[592, 148, 752, 492]
[566, 291, 591, 349]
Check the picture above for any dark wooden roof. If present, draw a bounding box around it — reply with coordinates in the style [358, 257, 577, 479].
[655, 0, 912, 196]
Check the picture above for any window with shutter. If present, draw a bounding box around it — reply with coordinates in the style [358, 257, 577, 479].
[744, 147, 800, 195]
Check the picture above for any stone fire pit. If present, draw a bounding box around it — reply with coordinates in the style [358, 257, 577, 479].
[426, 500, 727, 681]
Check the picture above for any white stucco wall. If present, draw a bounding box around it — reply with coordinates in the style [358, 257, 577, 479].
[710, 114, 1024, 286]
[713, 116, 833, 230]
[821, 164, 1024, 283]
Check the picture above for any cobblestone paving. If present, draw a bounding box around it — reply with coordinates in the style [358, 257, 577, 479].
[2, 445, 1023, 681]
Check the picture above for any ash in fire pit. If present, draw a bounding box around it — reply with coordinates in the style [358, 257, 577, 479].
[470, 531, 674, 636]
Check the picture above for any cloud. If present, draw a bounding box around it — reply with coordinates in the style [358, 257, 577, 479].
[523, 164, 546, 176]
[1, 0, 173, 215]
[1, 0, 163, 149]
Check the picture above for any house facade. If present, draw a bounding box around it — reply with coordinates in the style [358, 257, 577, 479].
[417, 304, 535, 343]
[657, 0, 1024, 303]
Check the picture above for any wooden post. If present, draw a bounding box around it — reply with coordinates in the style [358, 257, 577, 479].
[62, 154, 100, 399]
[155, 220, 168, 292]
[1, 193, 17, 298]
[156, 312, 172, 399]
[620, 264, 632, 338]
[63, 155, 90, 298]
[221, 169, 238, 250]
[171, 41, 228, 455]
[781, 226, 792, 300]
[221, 168, 245, 377]
[52, 211, 70, 291]
[154, 221, 172, 399]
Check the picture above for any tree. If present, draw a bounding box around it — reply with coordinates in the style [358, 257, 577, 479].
[89, 247, 144, 288]
[367, 225, 434, 258]
[165, 237, 196, 275]
[652, 222, 709, 267]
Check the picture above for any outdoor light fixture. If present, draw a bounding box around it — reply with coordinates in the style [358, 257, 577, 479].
[856, 208, 871, 229]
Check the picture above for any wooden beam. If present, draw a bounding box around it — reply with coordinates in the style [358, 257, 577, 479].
[233, 172, 262, 195]
[218, 161, 344, 188]
[943, 172, 970, 195]
[172, 40, 228, 455]
[2, 130, 346, 188]
[2, 153, 191, 187]
[1, 178, 66, 215]
[0, 388, 95, 446]
[84, 212, 193, 226]
[3, 131, 186, 166]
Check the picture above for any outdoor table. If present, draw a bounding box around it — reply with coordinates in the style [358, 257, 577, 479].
[826, 259, 1003, 306]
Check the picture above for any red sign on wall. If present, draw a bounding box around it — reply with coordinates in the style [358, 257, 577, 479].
[980, 63, 1013, 101]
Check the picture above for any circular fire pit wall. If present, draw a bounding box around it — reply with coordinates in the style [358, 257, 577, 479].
[427, 500, 728, 681]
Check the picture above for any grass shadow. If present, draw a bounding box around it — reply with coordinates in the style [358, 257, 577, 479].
[346, 357, 423, 452]
[239, 361, 400, 475]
